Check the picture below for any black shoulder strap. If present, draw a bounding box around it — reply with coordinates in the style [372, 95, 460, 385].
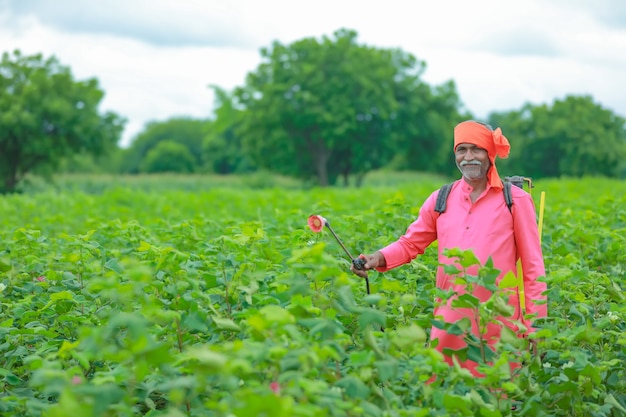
[503, 181, 513, 213]
[436, 180, 515, 214]
[434, 182, 454, 214]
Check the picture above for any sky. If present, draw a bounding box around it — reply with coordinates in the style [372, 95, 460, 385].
[1, 0, 626, 147]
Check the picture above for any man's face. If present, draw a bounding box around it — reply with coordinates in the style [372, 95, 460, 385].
[455, 143, 490, 181]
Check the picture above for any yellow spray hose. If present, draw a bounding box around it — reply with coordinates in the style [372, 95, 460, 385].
[538, 192, 545, 241]
[518, 189, 545, 311]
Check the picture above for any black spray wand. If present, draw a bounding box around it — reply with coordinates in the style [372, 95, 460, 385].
[308, 214, 369, 294]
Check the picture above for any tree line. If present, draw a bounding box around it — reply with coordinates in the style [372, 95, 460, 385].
[1, 29, 625, 193]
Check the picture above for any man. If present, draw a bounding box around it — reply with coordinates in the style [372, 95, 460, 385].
[352, 120, 547, 376]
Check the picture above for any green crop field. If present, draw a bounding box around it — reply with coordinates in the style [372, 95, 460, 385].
[0, 174, 624, 416]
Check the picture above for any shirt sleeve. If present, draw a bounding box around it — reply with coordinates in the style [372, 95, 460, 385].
[377, 191, 439, 272]
[512, 190, 548, 323]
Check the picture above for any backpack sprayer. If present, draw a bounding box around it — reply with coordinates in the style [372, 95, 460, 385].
[506, 176, 546, 312]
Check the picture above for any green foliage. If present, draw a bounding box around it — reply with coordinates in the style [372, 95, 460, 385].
[0, 50, 125, 193]
[203, 86, 255, 174]
[0, 177, 623, 416]
[140, 141, 196, 174]
[57, 149, 126, 175]
[12, 31, 620, 185]
[490, 95, 626, 179]
[121, 118, 210, 174]
[235, 28, 463, 186]
[19, 172, 309, 194]
[31, 26, 618, 184]
[388, 80, 468, 177]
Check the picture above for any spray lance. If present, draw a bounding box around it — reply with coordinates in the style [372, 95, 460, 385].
[307, 215, 370, 294]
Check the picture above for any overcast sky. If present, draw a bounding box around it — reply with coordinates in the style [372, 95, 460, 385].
[1, 0, 625, 147]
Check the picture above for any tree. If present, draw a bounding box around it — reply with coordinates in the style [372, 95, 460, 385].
[203, 86, 255, 174]
[320, 41, 399, 186]
[490, 95, 626, 179]
[121, 117, 210, 174]
[389, 79, 468, 177]
[0, 50, 125, 193]
[57, 149, 125, 174]
[140, 141, 196, 173]
[235, 29, 462, 187]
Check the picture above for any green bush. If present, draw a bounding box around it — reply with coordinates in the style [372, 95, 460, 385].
[140, 141, 196, 174]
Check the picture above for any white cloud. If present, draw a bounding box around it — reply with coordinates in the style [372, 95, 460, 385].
[1, 0, 626, 147]
[4, 0, 259, 47]
[0, 11, 260, 146]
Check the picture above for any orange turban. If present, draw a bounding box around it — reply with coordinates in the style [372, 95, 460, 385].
[453, 121, 510, 189]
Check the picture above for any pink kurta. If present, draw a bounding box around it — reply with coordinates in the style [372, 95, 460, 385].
[378, 180, 547, 375]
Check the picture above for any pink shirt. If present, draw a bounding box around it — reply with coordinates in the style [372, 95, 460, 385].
[378, 180, 547, 373]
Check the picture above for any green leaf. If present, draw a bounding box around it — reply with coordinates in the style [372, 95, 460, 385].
[0, 258, 11, 272]
[443, 264, 461, 275]
[360, 401, 384, 417]
[182, 312, 209, 332]
[458, 249, 481, 268]
[391, 323, 427, 349]
[104, 258, 124, 274]
[349, 350, 374, 366]
[605, 393, 626, 414]
[142, 343, 173, 366]
[57, 340, 80, 357]
[443, 347, 467, 362]
[336, 286, 358, 312]
[375, 359, 398, 382]
[498, 271, 519, 289]
[358, 309, 386, 330]
[50, 291, 75, 301]
[466, 344, 485, 364]
[451, 293, 480, 309]
[260, 305, 296, 325]
[381, 278, 405, 292]
[138, 241, 152, 252]
[493, 296, 515, 316]
[362, 294, 384, 305]
[4, 373, 21, 385]
[204, 275, 219, 289]
[211, 316, 240, 331]
[177, 346, 227, 371]
[443, 393, 471, 413]
[445, 318, 472, 336]
[335, 375, 370, 399]
[363, 326, 385, 358]
[0, 368, 21, 385]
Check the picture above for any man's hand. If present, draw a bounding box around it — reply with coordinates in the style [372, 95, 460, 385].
[350, 251, 386, 279]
